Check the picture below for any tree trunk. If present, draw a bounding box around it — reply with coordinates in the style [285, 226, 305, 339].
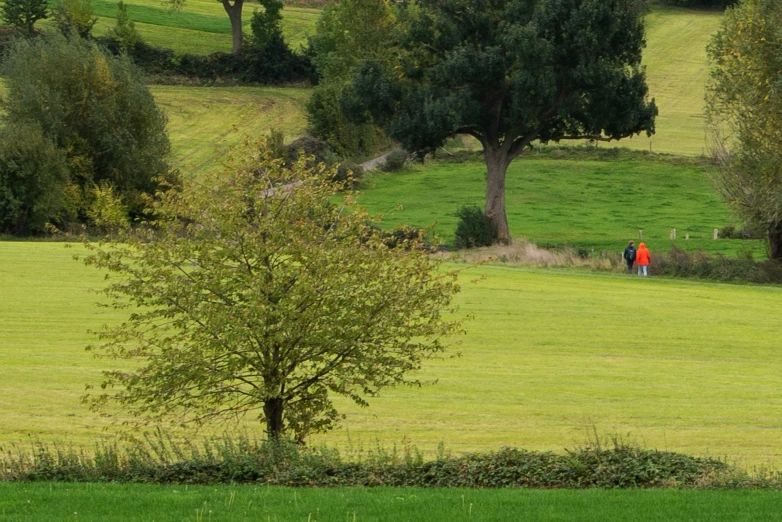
[264, 397, 284, 439]
[768, 226, 782, 260]
[484, 148, 512, 244]
[222, 0, 244, 55]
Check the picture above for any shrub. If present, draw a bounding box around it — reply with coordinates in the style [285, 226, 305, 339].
[0, 0, 49, 37]
[108, 1, 141, 52]
[285, 135, 364, 184]
[651, 246, 782, 284]
[53, 0, 97, 38]
[0, 436, 743, 489]
[0, 124, 72, 235]
[454, 206, 494, 249]
[1, 32, 173, 226]
[381, 148, 408, 172]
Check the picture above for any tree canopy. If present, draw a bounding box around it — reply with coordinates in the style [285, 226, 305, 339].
[0, 0, 49, 36]
[343, 0, 657, 243]
[706, 0, 782, 258]
[83, 138, 462, 442]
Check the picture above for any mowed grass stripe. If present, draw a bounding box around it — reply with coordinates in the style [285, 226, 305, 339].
[3, 243, 782, 466]
[4, 483, 782, 521]
[151, 85, 310, 175]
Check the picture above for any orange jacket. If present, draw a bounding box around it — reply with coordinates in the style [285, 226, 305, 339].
[636, 243, 651, 265]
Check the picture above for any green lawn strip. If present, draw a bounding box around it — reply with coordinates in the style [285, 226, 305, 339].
[1, 483, 782, 521]
[3, 243, 782, 466]
[356, 157, 763, 255]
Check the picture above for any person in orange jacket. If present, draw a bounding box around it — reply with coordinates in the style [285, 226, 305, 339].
[635, 242, 651, 276]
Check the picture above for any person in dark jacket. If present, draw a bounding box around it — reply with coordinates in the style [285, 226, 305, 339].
[623, 241, 636, 274]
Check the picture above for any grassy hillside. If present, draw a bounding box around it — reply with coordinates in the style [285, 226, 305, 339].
[3, 243, 782, 466]
[154, 85, 310, 174]
[617, 8, 722, 157]
[4, 484, 782, 521]
[357, 154, 761, 255]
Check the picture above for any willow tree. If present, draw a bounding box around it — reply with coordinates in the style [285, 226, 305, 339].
[343, 0, 657, 243]
[706, 0, 782, 258]
[83, 138, 461, 441]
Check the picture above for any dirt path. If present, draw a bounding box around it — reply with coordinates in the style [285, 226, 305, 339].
[360, 153, 390, 171]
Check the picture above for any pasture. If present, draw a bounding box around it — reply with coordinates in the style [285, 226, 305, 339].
[3, 242, 782, 467]
[152, 85, 310, 174]
[357, 155, 762, 254]
[3, 483, 782, 521]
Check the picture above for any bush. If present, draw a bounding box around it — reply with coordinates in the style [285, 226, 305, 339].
[652, 246, 782, 284]
[306, 83, 385, 156]
[53, 0, 97, 38]
[0, 124, 72, 235]
[657, 0, 737, 6]
[1, 32, 173, 226]
[0, 0, 49, 37]
[719, 224, 759, 240]
[108, 1, 141, 52]
[454, 206, 494, 249]
[381, 148, 408, 172]
[0, 436, 744, 489]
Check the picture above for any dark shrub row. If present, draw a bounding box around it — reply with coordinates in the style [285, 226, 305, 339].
[1, 436, 755, 489]
[651, 246, 782, 284]
[98, 38, 316, 85]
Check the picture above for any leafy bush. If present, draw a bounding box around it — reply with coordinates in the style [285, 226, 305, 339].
[0, 0, 49, 36]
[381, 148, 408, 172]
[0, 32, 173, 229]
[0, 436, 746, 489]
[0, 124, 72, 235]
[53, 0, 97, 38]
[285, 134, 364, 183]
[719, 224, 759, 240]
[108, 1, 141, 52]
[454, 206, 494, 249]
[307, 83, 385, 156]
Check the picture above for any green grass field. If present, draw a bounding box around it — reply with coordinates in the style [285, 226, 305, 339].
[153, 85, 310, 174]
[3, 243, 782, 467]
[609, 8, 722, 157]
[3, 483, 782, 521]
[357, 155, 762, 254]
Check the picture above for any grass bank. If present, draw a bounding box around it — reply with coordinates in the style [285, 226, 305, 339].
[2, 483, 782, 521]
[357, 153, 761, 255]
[2, 243, 782, 466]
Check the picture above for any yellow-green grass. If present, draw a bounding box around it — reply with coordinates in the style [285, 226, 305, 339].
[357, 156, 763, 255]
[584, 8, 722, 157]
[4, 484, 782, 521]
[3, 242, 782, 467]
[152, 85, 310, 175]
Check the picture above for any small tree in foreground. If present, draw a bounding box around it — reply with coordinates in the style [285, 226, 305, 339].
[83, 138, 462, 442]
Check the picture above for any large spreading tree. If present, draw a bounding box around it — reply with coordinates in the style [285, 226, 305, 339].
[343, 0, 657, 243]
[706, 0, 782, 259]
[83, 138, 461, 442]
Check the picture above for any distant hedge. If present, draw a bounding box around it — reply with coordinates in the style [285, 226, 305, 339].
[99, 38, 316, 85]
[656, 0, 738, 7]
